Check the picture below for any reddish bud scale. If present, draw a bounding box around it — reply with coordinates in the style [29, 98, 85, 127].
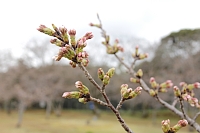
[98, 68, 105, 81]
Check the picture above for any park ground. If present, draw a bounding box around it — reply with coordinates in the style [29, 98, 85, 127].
[0, 109, 197, 133]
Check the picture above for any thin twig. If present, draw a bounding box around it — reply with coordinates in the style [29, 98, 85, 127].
[90, 96, 109, 107]
[78, 63, 101, 91]
[78, 62, 133, 133]
[172, 98, 178, 107]
[179, 98, 187, 119]
[193, 111, 200, 121]
[116, 98, 125, 110]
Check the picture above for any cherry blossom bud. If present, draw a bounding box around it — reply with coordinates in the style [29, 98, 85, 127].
[50, 38, 64, 47]
[80, 85, 90, 95]
[138, 53, 148, 60]
[194, 82, 200, 88]
[75, 81, 83, 89]
[84, 32, 93, 40]
[107, 68, 115, 78]
[174, 86, 181, 97]
[98, 68, 105, 81]
[69, 61, 76, 68]
[130, 77, 140, 83]
[149, 89, 156, 97]
[159, 88, 167, 93]
[120, 84, 128, 97]
[136, 69, 143, 78]
[62, 91, 81, 99]
[59, 26, 69, 43]
[75, 81, 90, 94]
[78, 98, 88, 104]
[160, 80, 173, 89]
[68, 29, 76, 47]
[149, 77, 158, 89]
[161, 119, 170, 133]
[37, 25, 55, 36]
[89, 23, 101, 28]
[103, 75, 110, 85]
[122, 88, 133, 99]
[81, 58, 89, 67]
[129, 87, 142, 99]
[171, 119, 188, 132]
[52, 24, 59, 32]
[179, 82, 186, 87]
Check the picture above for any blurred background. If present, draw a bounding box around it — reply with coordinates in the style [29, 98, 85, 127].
[0, 0, 200, 133]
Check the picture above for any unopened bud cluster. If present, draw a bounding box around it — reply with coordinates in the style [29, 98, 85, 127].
[132, 46, 148, 60]
[130, 69, 143, 84]
[161, 119, 188, 133]
[37, 24, 93, 67]
[98, 67, 115, 86]
[90, 22, 123, 54]
[62, 81, 90, 104]
[120, 84, 142, 100]
[149, 77, 173, 96]
[174, 82, 200, 108]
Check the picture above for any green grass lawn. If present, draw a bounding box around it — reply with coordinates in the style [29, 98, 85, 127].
[0, 109, 197, 133]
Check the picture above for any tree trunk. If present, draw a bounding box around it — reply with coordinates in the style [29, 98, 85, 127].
[46, 100, 52, 118]
[16, 101, 26, 128]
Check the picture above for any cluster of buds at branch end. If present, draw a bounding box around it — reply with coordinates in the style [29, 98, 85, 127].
[159, 80, 173, 92]
[106, 39, 123, 54]
[132, 46, 148, 60]
[62, 81, 91, 104]
[182, 93, 200, 108]
[37, 24, 93, 67]
[99, 68, 115, 86]
[173, 86, 181, 97]
[120, 84, 142, 100]
[161, 119, 188, 133]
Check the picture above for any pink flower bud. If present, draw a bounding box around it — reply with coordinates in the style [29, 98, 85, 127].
[171, 119, 188, 132]
[68, 29, 76, 36]
[98, 68, 105, 81]
[62, 91, 81, 99]
[161, 119, 170, 133]
[75, 81, 83, 89]
[84, 32, 93, 40]
[173, 86, 181, 97]
[179, 82, 186, 87]
[136, 69, 143, 78]
[150, 77, 155, 82]
[194, 82, 200, 88]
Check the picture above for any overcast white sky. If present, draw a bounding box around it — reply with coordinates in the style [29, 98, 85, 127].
[1, 0, 200, 57]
